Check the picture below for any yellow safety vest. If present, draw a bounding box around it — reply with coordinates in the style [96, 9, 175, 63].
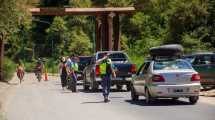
[99, 59, 112, 75]
[71, 62, 79, 72]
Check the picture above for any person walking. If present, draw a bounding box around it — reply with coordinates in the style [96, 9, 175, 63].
[59, 57, 68, 90]
[96, 53, 116, 102]
[16, 62, 25, 84]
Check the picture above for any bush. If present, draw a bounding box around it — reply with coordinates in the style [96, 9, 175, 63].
[3, 57, 16, 82]
[45, 58, 59, 74]
[24, 61, 36, 72]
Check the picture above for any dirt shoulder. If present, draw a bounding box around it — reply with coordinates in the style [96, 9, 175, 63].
[0, 75, 18, 120]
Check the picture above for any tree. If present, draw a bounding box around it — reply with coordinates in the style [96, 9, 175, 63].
[68, 27, 92, 55]
[0, 0, 30, 81]
[46, 17, 69, 58]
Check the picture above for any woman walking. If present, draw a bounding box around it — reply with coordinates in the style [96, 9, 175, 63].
[59, 57, 68, 90]
[16, 62, 25, 84]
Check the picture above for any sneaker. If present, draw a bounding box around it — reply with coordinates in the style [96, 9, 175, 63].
[104, 96, 110, 103]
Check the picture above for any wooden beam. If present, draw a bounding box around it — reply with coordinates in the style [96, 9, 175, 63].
[30, 7, 135, 15]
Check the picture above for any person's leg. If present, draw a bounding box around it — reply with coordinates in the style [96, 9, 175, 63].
[62, 75, 67, 88]
[60, 75, 65, 89]
[106, 75, 111, 99]
[102, 76, 110, 102]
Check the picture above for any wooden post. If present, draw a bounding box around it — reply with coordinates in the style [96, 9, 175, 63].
[101, 14, 108, 51]
[107, 12, 115, 51]
[113, 14, 120, 51]
[95, 16, 102, 51]
[0, 33, 4, 81]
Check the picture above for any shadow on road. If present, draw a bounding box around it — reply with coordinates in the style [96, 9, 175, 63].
[79, 89, 128, 93]
[125, 99, 191, 106]
[81, 101, 105, 104]
[7, 82, 19, 85]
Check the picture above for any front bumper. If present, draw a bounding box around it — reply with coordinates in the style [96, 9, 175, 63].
[148, 83, 201, 98]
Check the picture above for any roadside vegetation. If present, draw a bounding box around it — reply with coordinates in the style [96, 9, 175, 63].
[1, 0, 215, 81]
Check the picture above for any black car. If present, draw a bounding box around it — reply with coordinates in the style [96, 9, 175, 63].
[183, 52, 215, 89]
[77, 56, 92, 80]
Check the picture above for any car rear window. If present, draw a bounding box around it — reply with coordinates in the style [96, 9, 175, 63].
[153, 60, 192, 70]
[98, 53, 127, 61]
[192, 54, 214, 65]
[79, 57, 91, 64]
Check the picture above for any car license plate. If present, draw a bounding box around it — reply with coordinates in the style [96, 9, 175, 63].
[173, 88, 183, 93]
[115, 77, 123, 80]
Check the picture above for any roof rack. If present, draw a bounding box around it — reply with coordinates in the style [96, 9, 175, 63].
[149, 44, 184, 60]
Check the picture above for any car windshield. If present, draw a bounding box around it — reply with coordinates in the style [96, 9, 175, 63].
[153, 60, 192, 70]
[98, 53, 127, 61]
[79, 57, 91, 64]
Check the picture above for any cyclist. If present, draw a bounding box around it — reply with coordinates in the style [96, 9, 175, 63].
[66, 55, 79, 92]
[35, 59, 44, 82]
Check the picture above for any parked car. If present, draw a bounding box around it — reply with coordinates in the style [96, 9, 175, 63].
[131, 44, 201, 104]
[76, 56, 92, 80]
[183, 52, 215, 89]
[83, 51, 136, 91]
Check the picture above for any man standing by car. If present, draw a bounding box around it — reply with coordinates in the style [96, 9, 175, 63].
[96, 53, 116, 102]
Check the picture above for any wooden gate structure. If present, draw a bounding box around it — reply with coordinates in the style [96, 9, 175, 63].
[30, 7, 135, 51]
[0, 7, 135, 80]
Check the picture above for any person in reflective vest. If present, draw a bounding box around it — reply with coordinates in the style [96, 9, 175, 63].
[96, 53, 116, 102]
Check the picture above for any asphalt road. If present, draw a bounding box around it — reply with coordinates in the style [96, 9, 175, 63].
[5, 73, 215, 120]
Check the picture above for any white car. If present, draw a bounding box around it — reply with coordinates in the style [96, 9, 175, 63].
[131, 59, 201, 104]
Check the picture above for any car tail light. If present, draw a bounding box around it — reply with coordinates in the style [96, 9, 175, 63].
[130, 64, 136, 74]
[191, 74, 200, 81]
[152, 75, 165, 82]
[95, 65, 100, 77]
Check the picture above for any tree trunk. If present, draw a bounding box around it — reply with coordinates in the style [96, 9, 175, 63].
[0, 34, 4, 81]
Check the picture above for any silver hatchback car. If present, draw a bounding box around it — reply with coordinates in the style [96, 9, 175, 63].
[131, 59, 201, 104]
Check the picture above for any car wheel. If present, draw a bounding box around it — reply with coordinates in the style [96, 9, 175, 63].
[91, 81, 99, 92]
[131, 86, 139, 101]
[116, 85, 123, 91]
[189, 96, 199, 105]
[83, 74, 90, 91]
[145, 88, 152, 104]
[83, 84, 90, 91]
[126, 83, 131, 91]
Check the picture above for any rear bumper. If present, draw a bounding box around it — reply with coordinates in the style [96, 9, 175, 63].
[95, 77, 132, 85]
[148, 83, 201, 98]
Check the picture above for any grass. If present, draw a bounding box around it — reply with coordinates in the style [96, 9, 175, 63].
[3, 57, 16, 82]
[0, 112, 7, 120]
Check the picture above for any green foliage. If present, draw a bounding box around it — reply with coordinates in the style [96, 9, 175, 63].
[106, 0, 134, 7]
[46, 17, 69, 58]
[68, 28, 92, 55]
[69, 0, 92, 7]
[24, 61, 36, 72]
[3, 57, 16, 81]
[45, 58, 59, 74]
